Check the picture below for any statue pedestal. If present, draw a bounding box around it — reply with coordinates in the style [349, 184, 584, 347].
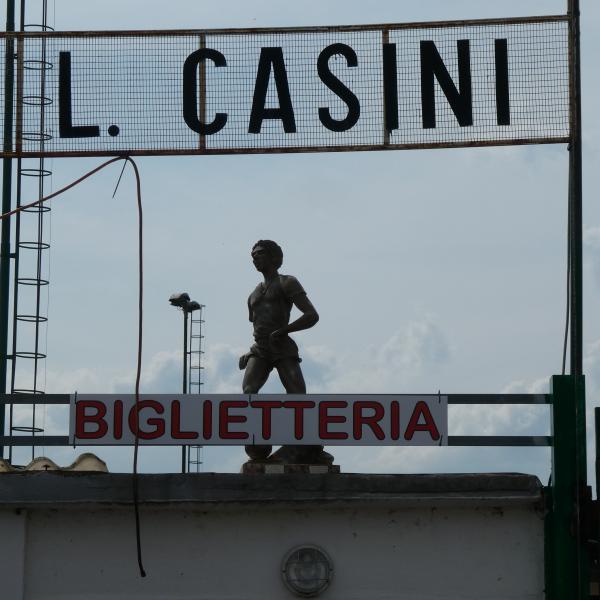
[241, 461, 341, 474]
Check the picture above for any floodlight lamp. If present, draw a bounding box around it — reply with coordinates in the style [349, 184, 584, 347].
[281, 545, 333, 597]
[169, 292, 190, 308]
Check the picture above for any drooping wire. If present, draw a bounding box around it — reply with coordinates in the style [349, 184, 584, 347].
[126, 157, 147, 578]
[0, 156, 123, 220]
[0, 155, 147, 577]
[112, 159, 128, 198]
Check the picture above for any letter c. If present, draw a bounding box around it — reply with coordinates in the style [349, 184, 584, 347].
[183, 48, 228, 135]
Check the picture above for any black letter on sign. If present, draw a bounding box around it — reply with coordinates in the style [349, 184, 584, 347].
[58, 52, 100, 138]
[383, 43, 399, 132]
[249, 47, 296, 134]
[183, 48, 228, 135]
[420, 40, 472, 128]
[317, 43, 360, 132]
[495, 39, 510, 126]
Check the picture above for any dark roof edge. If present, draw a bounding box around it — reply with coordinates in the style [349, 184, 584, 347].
[0, 472, 543, 509]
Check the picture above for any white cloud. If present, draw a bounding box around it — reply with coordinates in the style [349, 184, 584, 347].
[501, 378, 550, 394]
[380, 319, 450, 371]
[204, 343, 247, 393]
[584, 226, 600, 287]
[102, 317, 451, 398]
[45, 367, 104, 394]
[298, 317, 452, 394]
[112, 350, 181, 394]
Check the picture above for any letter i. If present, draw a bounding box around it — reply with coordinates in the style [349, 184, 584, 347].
[203, 400, 213, 439]
[114, 400, 123, 439]
[390, 401, 400, 440]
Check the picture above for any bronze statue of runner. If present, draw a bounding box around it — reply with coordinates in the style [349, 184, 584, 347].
[240, 240, 332, 465]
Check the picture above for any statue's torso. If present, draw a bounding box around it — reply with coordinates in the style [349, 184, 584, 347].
[248, 274, 304, 340]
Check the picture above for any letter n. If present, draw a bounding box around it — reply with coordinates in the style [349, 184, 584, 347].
[420, 40, 472, 128]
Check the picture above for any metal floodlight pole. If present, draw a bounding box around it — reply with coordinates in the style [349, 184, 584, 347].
[181, 308, 188, 474]
[183, 310, 188, 396]
[169, 292, 200, 473]
[0, 0, 16, 460]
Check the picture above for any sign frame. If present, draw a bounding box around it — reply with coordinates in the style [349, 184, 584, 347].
[0, 13, 572, 158]
[68, 393, 449, 447]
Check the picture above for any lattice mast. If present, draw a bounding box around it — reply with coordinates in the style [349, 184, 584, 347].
[8, 0, 52, 465]
[187, 304, 204, 472]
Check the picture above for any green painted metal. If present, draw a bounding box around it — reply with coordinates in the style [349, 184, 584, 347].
[0, 0, 16, 460]
[595, 407, 600, 501]
[546, 375, 588, 600]
[568, 0, 583, 377]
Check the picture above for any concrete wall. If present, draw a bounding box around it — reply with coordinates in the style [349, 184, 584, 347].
[0, 472, 545, 600]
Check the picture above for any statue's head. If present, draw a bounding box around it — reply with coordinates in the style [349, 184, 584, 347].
[251, 240, 283, 270]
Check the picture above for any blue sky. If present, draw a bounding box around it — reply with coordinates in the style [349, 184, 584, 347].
[3, 0, 600, 480]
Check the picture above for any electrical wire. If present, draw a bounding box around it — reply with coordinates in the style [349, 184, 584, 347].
[127, 157, 147, 578]
[0, 156, 122, 220]
[0, 155, 147, 577]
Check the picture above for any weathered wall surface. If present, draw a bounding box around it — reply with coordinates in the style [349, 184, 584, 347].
[0, 472, 545, 600]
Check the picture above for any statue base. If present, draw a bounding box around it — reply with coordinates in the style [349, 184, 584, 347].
[241, 461, 341, 474]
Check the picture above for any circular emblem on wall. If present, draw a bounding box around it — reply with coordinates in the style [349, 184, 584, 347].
[281, 545, 334, 597]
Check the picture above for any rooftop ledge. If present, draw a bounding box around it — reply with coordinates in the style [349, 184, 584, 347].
[0, 472, 543, 510]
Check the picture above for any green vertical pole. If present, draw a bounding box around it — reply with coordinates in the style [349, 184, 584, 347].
[547, 375, 588, 600]
[595, 407, 600, 501]
[568, 0, 583, 376]
[0, 0, 16, 460]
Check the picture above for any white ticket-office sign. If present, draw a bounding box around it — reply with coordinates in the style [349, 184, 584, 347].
[69, 394, 448, 446]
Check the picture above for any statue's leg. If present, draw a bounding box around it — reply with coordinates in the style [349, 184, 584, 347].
[242, 356, 271, 394]
[272, 359, 331, 465]
[243, 356, 273, 460]
[276, 358, 306, 394]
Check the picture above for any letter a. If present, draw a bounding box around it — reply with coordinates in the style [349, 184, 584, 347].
[249, 47, 296, 133]
[405, 401, 441, 441]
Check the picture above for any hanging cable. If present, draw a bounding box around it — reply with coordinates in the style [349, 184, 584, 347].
[0, 156, 122, 220]
[0, 155, 147, 577]
[126, 157, 147, 578]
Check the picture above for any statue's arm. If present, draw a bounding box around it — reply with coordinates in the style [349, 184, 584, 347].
[291, 293, 319, 329]
[273, 292, 319, 339]
[247, 297, 254, 322]
[239, 297, 254, 369]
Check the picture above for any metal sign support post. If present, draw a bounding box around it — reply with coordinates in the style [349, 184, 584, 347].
[544, 2, 591, 599]
[569, 0, 583, 377]
[0, 0, 16, 460]
[546, 375, 588, 599]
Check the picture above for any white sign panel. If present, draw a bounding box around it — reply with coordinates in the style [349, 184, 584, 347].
[1, 16, 570, 157]
[69, 394, 448, 446]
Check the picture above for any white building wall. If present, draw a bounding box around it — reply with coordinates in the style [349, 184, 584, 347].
[3, 502, 544, 600]
[0, 511, 26, 600]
